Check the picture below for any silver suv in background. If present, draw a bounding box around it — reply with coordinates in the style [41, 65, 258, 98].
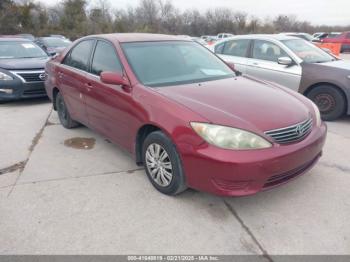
[210, 34, 350, 120]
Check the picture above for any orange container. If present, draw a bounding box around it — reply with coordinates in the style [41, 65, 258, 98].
[314, 42, 342, 56]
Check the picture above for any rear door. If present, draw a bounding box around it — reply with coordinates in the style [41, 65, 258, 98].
[58, 39, 95, 124]
[245, 39, 302, 91]
[215, 39, 251, 74]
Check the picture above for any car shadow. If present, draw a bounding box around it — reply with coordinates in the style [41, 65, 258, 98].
[0, 97, 50, 107]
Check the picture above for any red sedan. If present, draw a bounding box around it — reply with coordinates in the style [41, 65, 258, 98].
[45, 33, 327, 196]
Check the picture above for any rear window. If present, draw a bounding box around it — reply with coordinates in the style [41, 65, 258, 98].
[42, 38, 71, 47]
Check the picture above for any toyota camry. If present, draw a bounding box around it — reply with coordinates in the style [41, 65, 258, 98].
[45, 34, 327, 196]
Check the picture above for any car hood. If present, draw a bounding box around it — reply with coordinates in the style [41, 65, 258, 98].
[0, 57, 49, 70]
[318, 60, 350, 70]
[156, 76, 310, 132]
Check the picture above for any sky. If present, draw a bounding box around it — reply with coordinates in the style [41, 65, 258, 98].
[39, 0, 350, 26]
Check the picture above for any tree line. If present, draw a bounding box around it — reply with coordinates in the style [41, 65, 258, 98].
[1, 0, 349, 39]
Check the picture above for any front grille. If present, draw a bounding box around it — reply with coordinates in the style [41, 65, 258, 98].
[23, 88, 46, 96]
[265, 118, 313, 144]
[10, 70, 46, 83]
[17, 72, 45, 82]
[263, 155, 320, 188]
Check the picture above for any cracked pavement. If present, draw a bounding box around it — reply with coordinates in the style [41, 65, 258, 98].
[1, 58, 350, 254]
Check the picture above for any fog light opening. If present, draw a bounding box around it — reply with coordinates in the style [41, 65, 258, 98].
[0, 88, 13, 94]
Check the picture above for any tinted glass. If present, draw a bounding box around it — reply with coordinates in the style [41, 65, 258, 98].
[222, 39, 250, 57]
[0, 41, 48, 59]
[282, 39, 334, 63]
[122, 41, 234, 87]
[91, 41, 123, 76]
[64, 40, 94, 71]
[252, 40, 289, 62]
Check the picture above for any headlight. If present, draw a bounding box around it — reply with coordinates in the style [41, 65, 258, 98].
[310, 101, 322, 127]
[0, 72, 13, 81]
[190, 122, 272, 150]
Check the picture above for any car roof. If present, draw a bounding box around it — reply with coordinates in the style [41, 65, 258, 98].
[221, 34, 299, 41]
[85, 33, 192, 43]
[0, 37, 30, 42]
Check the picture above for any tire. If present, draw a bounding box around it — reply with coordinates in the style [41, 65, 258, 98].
[142, 131, 187, 195]
[55, 92, 80, 128]
[307, 85, 346, 121]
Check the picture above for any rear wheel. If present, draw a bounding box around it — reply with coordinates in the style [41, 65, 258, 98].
[56, 92, 80, 128]
[307, 85, 346, 121]
[142, 131, 187, 195]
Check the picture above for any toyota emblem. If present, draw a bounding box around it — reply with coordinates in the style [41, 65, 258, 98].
[295, 125, 304, 137]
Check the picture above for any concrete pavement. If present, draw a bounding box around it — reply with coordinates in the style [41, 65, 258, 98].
[1, 79, 350, 255]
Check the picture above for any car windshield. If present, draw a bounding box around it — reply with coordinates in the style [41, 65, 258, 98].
[301, 34, 313, 41]
[122, 41, 234, 87]
[282, 39, 335, 63]
[0, 41, 48, 59]
[42, 37, 71, 47]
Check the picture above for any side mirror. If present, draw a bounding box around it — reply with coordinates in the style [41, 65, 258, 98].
[100, 71, 130, 88]
[278, 57, 293, 66]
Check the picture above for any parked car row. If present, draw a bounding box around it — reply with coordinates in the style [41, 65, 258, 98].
[41, 33, 327, 197]
[0, 34, 72, 56]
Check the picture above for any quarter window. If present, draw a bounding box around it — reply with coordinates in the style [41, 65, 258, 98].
[252, 40, 289, 62]
[222, 39, 250, 57]
[91, 41, 123, 76]
[63, 40, 94, 71]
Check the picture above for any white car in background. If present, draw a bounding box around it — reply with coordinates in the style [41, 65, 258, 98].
[210, 34, 350, 120]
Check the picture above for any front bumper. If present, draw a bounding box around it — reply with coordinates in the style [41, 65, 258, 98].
[0, 76, 47, 101]
[179, 123, 327, 196]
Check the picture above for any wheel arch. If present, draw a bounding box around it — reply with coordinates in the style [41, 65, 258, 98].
[52, 87, 60, 111]
[135, 124, 162, 165]
[303, 82, 348, 112]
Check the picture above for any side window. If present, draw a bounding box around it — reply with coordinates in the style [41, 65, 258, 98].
[91, 40, 123, 76]
[63, 40, 94, 71]
[222, 39, 250, 57]
[214, 42, 225, 54]
[252, 40, 289, 62]
[346, 33, 350, 39]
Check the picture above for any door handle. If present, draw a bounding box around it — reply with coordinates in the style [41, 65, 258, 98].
[85, 82, 93, 91]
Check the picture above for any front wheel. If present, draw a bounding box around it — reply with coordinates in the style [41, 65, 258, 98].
[142, 131, 187, 195]
[307, 85, 346, 121]
[56, 92, 80, 129]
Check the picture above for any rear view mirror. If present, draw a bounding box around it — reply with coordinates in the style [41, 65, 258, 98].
[278, 57, 293, 66]
[100, 71, 129, 87]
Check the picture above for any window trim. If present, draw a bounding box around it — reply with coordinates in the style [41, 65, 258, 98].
[89, 38, 124, 76]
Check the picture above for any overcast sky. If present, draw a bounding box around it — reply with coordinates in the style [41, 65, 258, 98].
[40, 0, 350, 26]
